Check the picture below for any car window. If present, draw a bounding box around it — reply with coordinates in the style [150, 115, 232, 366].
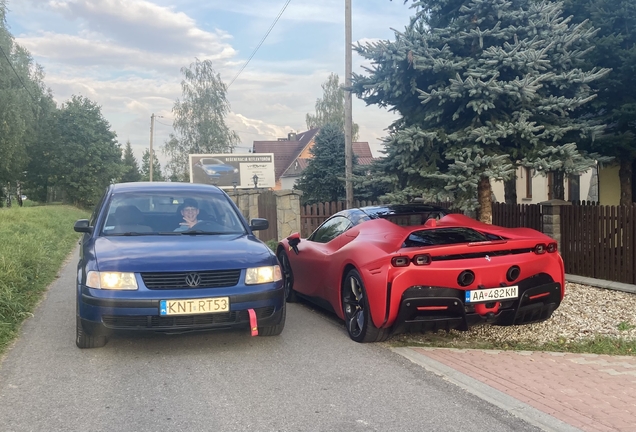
[310, 216, 352, 244]
[403, 227, 497, 248]
[101, 191, 246, 236]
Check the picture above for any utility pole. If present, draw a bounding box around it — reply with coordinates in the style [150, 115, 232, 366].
[149, 113, 155, 182]
[344, 0, 353, 209]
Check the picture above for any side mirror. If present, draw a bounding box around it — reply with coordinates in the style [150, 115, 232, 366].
[74, 219, 93, 233]
[287, 232, 301, 255]
[250, 218, 269, 231]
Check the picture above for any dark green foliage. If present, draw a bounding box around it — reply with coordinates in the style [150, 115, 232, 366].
[0, 1, 53, 192]
[120, 141, 141, 183]
[296, 124, 357, 204]
[561, 0, 636, 203]
[49, 96, 123, 207]
[140, 148, 164, 182]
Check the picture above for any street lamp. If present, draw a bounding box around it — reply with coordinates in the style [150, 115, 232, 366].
[252, 174, 259, 189]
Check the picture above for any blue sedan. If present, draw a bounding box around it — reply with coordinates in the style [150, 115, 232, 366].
[73, 182, 285, 348]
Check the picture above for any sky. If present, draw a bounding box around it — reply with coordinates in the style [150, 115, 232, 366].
[5, 0, 417, 168]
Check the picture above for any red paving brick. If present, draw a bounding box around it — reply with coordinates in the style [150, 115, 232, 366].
[411, 348, 636, 432]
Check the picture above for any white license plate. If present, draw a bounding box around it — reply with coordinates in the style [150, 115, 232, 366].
[465, 286, 518, 303]
[160, 297, 230, 316]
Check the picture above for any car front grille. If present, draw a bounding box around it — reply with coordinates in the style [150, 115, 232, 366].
[102, 306, 276, 329]
[141, 270, 241, 289]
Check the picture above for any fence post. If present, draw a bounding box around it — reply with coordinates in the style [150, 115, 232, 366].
[275, 189, 303, 240]
[539, 199, 571, 253]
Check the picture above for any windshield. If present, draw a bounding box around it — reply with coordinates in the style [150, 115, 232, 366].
[101, 191, 246, 236]
[403, 228, 501, 248]
[200, 158, 224, 165]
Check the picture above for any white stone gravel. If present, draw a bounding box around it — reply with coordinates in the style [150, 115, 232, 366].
[396, 282, 636, 345]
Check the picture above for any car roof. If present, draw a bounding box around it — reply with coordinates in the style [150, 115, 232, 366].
[110, 182, 225, 195]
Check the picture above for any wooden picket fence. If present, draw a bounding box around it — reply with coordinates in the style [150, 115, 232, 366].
[492, 202, 542, 231]
[561, 203, 636, 284]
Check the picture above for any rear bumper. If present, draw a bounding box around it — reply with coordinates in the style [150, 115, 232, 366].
[392, 274, 562, 334]
[78, 285, 285, 335]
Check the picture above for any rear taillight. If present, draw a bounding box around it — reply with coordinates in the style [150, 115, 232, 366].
[534, 243, 546, 255]
[391, 256, 410, 267]
[534, 242, 558, 254]
[413, 254, 431, 266]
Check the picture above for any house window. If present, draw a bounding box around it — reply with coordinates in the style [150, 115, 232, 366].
[525, 167, 532, 199]
[568, 174, 580, 202]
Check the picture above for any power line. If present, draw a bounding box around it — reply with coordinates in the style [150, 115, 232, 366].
[227, 0, 292, 89]
[0, 44, 36, 102]
[155, 119, 173, 127]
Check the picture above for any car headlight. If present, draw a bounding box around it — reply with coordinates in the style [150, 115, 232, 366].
[233, 168, 239, 173]
[205, 169, 217, 174]
[86, 271, 138, 290]
[245, 266, 282, 285]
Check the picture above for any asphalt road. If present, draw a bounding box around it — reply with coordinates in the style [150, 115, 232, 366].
[0, 249, 541, 432]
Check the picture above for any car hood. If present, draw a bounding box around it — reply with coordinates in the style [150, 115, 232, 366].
[93, 235, 274, 272]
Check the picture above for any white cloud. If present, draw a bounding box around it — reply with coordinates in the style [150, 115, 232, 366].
[9, 0, 414, 169]
[47, 0, 234, 54]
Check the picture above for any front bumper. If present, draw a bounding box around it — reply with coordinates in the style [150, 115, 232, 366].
[392, 273, 562, 334]
[78, 284, 285, 335]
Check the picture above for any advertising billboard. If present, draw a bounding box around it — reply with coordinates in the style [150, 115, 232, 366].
[189, 153, 275, 189]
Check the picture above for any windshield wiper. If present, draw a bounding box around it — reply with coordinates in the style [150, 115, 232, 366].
[108, 232, 156, 236]
[179, 230, 228, 235]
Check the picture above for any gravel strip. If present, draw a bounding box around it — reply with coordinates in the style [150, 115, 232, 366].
[396, 283, 636, 345]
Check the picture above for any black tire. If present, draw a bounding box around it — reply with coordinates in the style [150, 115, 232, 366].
[277, 249, 298, 302]
[76, 317, 108, 349]
[259, 302, 286, 336]
[341, 269, 389, 343]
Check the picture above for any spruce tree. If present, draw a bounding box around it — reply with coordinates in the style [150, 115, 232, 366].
[296, 124, 357, 204]
[354, 0, 608, 221]
[140, 149, 164, 182]
[120, 140, 141, 183]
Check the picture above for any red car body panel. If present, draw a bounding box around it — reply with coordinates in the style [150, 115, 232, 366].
[279, 210, 565, 333]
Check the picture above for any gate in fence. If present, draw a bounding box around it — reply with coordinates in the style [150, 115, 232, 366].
[257, 190, 278, 242]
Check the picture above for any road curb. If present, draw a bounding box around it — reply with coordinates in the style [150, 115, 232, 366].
[565, 274, 636, 294]
[392, 347, 582, 432]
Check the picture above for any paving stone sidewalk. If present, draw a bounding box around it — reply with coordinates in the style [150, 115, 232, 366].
[394, 347, 636, 432]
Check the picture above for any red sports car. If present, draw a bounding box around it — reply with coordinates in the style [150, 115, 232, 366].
[276, 204, 564, 343]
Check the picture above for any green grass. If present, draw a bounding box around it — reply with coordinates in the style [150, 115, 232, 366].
[388, 332, 636, 356]
[0, 205, 89, 356]
[618, 321, 636, 332]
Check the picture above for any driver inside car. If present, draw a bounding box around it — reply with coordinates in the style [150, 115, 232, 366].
[174, 198, 202, 231]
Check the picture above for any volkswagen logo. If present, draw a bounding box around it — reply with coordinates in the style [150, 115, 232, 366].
[185, 273, 201, 287]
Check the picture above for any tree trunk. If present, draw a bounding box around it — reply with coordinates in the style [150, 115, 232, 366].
[504, 177, 517, 204]
[477, 176, 492, 224]
[619, 157, 633, 206]
[552, 171, 565, 200]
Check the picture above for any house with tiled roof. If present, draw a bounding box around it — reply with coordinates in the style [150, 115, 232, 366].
[252, 129, 376, 190]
